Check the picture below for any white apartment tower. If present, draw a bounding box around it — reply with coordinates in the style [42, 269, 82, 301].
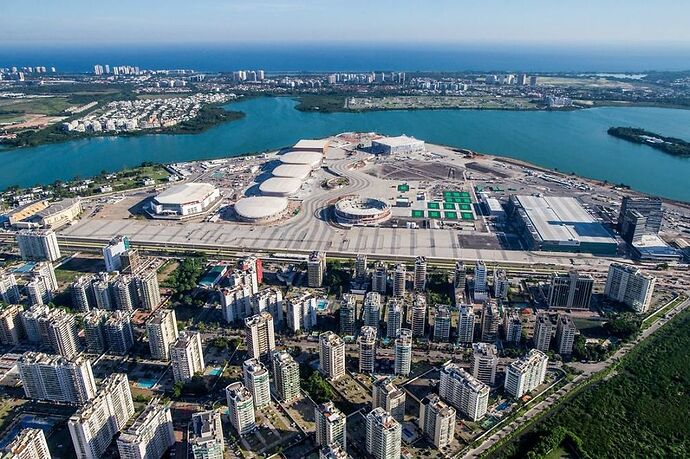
[372, 377, 406, 423]
[0, 271, 20, 304]
[225, 382, 256, 435]
[365, 407, 401, 459]
[533, 312, 553, 352]
[372, 262, 387, 294]
[504, 349, 549, 398]
[394, 328, 413, 376]
[190, 410, 224, 459]
[392, 264, 406, 298]
[473, 261, 488, 301]
[433, 305, 451, 342]
[457, 304, 475, 344]
[555, 315, 577, 355]
[242, 358, 271, 409]
[472, 343, 498, 385]
[271, 350, 301, 403]
[19, 352, 97, 404]
[17, 228, 61, 262]
[604, 263, 656, 314]
[363, 292, 382, 328]
[146, 308, 179, 360]
[307, 251, 326, 287]
[4, 428, 51, 459]
[0, 304, 24, 345]
[439, 362, 490, 421]
[386, 299, 403, 339]
[170, 331, 205, 383]
[419, 394, 456, 449]
[410, 294, 427, 337]
[339, 294, 357, 336]
[116, 399, 175, 459]
[358, 326, 377, 374]
[480, 302, 500, 343]
[315, 402, 347, 451]
[319, 331, 345, 380]
[245, 312, 275, 360]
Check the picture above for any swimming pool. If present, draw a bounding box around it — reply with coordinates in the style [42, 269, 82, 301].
[0, 414, 59, 448]
[209, 367, 222, 376]
[316, 299, 329, 311]
[137, 378, 157, 389]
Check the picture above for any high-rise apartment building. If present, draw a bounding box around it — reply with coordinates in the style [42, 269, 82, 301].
[0, 304, 24, 345]
[394, 328, 412, 376]
[103, 235, 130, 272]
[0, 270, 20, 304]
[472, 343, 498, 386]
[392, 264, 406, 298]
[17, 228, 61, 262]
[419, 394, 456, 449]
[457, 304, 475, 344]
[287, 293, 316, 333]
[339, 294, 357, 336]
[372, 377, 406, 423]
[410, 294, 427, 337]
[245, 312, 275, 360]
[319, 332, 345, 380]
[315, 402, 346, 451]
[473, 261, 488, 301]
[433, 305, 451, 342]
[70, 275, 95, 312]
[116, 399, 175, 459]
[547, 271, 594, 310]
[555, 315, 577, 355]
[493, 269, 509, 300]
[604, 263, 656, 314]
[19, 352, 96, 404]
[69, 373, 134, 459]
[83, 309, 108, 353]
[439, 362, 490, 421]
[413, 256, 427, 291]
[503, 310, 522, 345]
[45, 309, 80, 358]
[454, 261, 466, 291]
[146, 308, 179, 360]
[386, 299, 403, 339]
[372, 262, 387, 294]
[104, 310, 134, 355]
[3, 428, 51, 459]
[504, 349, 549, 398]
[358, 326, 377, 374]
[533, 312, 553, 352]
[355, 254, 368, 279]
[136, 269, 162, 311]
[365, 407, 401, 459]
[190, 410, 224, 459]
[242, 358, 271, 409]
[617, 196, 663, 239]
[307, 251, 326, 287]
[170, 331, 205, 383]
[271, 350, 300, 403]
[363, 292, 382, 328]
[225, 382, 256, 435]
[480, 302, 499, 343]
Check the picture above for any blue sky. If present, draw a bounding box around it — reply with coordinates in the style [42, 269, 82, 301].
[2, 0, 690, 46]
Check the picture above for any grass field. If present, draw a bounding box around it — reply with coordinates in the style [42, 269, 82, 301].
[0, 97, 73, 116]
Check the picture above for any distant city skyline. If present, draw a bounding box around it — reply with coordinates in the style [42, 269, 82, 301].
[3, 0, 690, 46]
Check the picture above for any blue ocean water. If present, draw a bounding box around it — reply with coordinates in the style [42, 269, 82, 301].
[2, 43, 690, 72]
[2, 97, 690, 202]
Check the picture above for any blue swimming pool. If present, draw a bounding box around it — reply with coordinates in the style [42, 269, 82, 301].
[137, 378, 157, 389]
[316, 299, 329, 311]
[0, 414, 59, 448]
[209, 367, 222, 376]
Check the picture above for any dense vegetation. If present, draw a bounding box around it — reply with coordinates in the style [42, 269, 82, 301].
[427, 270, 453, 305]
[171, 104, 244, 134]
[300, 365, 334, 403]
[323, 260, 352, 295]
[491, 308, 690, 459]
[608, 126, 690, 156]
[163, 258, 205, 297]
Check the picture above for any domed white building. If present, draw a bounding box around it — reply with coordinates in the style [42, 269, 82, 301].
[334, 196, 392, 226]
[234, 196, 289, 223]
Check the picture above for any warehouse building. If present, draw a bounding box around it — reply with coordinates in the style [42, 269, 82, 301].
[507, 195, 617, 255]
[371, 135, 425, 155]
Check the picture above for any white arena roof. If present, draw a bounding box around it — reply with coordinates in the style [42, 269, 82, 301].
[154, 183, 217, 205]
[279, 151, 323, 167]
[514, 195, 615, 245]
[293, 139, 330, 150]
[259, 177, 303, 196]
[272, 164, 312, 180]
[235, 196, 288, 221]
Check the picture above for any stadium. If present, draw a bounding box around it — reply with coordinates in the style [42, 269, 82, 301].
[279, 151, 323, 169]
[149, 183, 221, 218]
[234, 196, 289, 223]
[271, 164, 312, 180]
[259, 177, 303, 197]
[334, 196, 392, 226]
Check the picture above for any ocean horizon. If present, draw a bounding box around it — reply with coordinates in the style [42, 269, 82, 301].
[2, 42, 690, 73]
